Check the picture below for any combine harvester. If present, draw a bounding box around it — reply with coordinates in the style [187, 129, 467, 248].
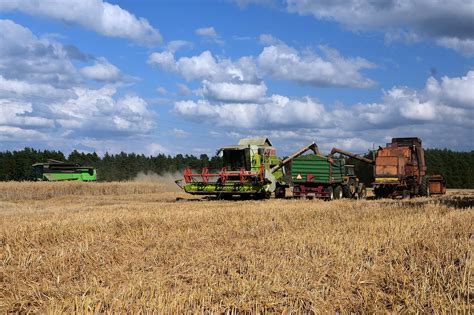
[329, 137, 446, 198]
[33, 159, 97, 181]
[175, 138, 318, 199]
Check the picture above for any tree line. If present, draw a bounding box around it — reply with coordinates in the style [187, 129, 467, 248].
[0, 147, 472, 188]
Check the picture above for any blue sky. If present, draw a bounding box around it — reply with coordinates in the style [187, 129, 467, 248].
[0, 0, 473, 156]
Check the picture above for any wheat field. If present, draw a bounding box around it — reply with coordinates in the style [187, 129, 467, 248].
[0, 182, 472, 313]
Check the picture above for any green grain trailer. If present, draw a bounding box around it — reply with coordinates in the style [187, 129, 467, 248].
[33, 160, 97, 181]
[291, 154, 366, 200]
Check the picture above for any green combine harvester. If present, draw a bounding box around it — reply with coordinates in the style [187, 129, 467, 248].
[32, 159, 97, 181]
[176, 138, 318, 199]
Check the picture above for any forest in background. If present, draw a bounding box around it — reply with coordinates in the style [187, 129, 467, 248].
[0, 147, 473, 188]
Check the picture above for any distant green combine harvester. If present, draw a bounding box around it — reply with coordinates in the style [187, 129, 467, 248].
[32, 159, 97, 181]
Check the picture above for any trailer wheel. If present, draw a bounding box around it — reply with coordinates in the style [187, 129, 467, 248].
[357, 183, 367, 200]
[324, 186, 334, 201]
[420, 176, 430, 197]
[334, 185, 343, 200]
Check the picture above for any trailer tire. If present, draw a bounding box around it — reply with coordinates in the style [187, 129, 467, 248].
[324, 186, 334, 201]
[334, 185, 343, 200]
[357, 183, 367, 200]
[420, 176, 430, 197]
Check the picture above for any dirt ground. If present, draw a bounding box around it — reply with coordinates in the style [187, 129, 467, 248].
[0, 183, 472, 313]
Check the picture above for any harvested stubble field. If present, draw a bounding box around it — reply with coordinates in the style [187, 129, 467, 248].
[0, 182, 472, 313]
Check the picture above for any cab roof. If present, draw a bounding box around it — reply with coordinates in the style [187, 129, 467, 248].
[238, 138, 272, 146]
[218, 138, 273, 152]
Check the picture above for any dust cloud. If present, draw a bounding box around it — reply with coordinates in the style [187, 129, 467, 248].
[133, 171, 183, 192]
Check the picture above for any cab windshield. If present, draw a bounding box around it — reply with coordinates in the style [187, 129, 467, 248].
[222, 149, 250, 170]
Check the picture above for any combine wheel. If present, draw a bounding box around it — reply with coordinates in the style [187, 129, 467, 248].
[274, 185, 286, 199]
[334, 185, 343, 200]
[357, 183, 367, 200]
[324, 186, 334, 201]
[402, 190, 410, 199]
[217, 193, 233, 200]
[374, 187, 385, 199]
[256, 192, 271, 200]
[420, 176, 430, 197]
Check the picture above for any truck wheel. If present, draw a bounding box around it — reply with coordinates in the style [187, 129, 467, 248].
[334, 185, 343, 200]
[357, 183, 367, 200]
[420, 176, 430, 197]
[324, 186, 334, 201]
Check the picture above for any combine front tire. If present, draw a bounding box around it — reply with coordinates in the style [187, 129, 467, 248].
[402, 190, 410, 199]
[274, 186, 286, 199]
[420, 176, 430, 197]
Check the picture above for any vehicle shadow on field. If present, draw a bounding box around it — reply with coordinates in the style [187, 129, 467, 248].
[174, 195, 474, 209]
[378, 195, 474, 210]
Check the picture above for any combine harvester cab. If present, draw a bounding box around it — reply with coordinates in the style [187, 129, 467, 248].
[32, 159, 97, 181]
[292, 154, 366, 200]
[176, 138, 318, 199]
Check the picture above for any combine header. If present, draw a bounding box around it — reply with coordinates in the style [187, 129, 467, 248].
[176, 138, 319, 199]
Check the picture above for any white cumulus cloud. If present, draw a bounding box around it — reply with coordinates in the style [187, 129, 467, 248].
[173, 71, 474, 152]
[258, 43, 376, 88]
[436, 37, 474, 57]
[80, 58, 121, 82]
[148, 50, 259, 83]
[202, 81, 267, 103]
[286, 0, 474, 56]
[0, 0, 162, 45]
[51, 86, 155, 134]
[149, 39, 375, 88]
[195, 27, 218, 38]
[174, 95, 329, 129]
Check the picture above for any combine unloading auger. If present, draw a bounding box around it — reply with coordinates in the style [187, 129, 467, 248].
[328, 147, 375, 165]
